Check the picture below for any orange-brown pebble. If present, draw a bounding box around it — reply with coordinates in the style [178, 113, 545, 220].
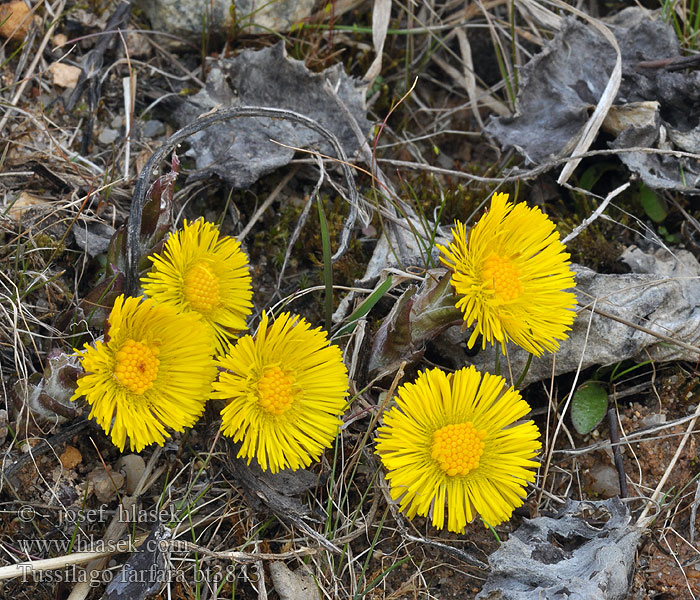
[0, 2, 32, 41]
[59, 445, 82, 469]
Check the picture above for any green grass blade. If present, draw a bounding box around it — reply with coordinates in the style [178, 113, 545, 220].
[317, 195, 333, 331]
[335, 276, 394, 337]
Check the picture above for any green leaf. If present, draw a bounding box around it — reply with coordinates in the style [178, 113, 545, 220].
[335, 276, 394, 337]
[571, 382, 608, 434]
[639, 183, 667, 223]
[577, 162, 618, 192]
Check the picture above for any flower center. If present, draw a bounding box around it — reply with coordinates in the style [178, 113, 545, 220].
[257, 366, 295, 416]
[431, 422, 486, 477]
[482, 254, 523, 302]
[184, 262, 220, 312]
[113, 339, 160, 395]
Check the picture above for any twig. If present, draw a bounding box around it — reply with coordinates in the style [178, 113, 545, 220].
[580, 304, 700, 358]
[169, 540, 322, 563]
[237, 166, 298, 242]
[0, 545, 136, 581]
[0, 0, 67, 135]
[562, 183, 629, 244]
[550, 0, 622, 185]
[637, 401, 700, 528]
[607, 406, 628, 498]
[537, 299, 596, 509]
[376, 142, 700, 184]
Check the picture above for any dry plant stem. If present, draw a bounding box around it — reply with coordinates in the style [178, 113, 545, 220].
[690, 480, 700, 545]
[168, 542, 325, 564]
[126, 107, 359, 295]
[547, 0, 622, 185]
[562, 182, 629, 244]
[636, 400, 700, 528]
[0, 0, 67, 135]
[554, 411, 700, 457]
[607, 406, 628, 498]
[580, 304, 700, 357]
[537, 300, 595, 510]
[273, 162, 323, 294]
[0, 544, 141, 581]
[378, 143, 700, 184]
[237, 166, 298, 242]
[67, 449, 164, 600]
[373, 451, 488, 570]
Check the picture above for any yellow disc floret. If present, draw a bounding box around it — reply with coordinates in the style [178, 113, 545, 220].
[184, 262, 221, 312]
[113, 339, 160, 395]
[257, 366, 295, 416]
[482, 254, 523, 302]
[431, 422, 486, 477]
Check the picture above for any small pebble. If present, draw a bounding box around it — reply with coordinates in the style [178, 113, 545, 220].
[87, 466, 125, 504]
[143, 119, 165, 138]
[640, 413, 666, 428]
[59, 445, 82, 470]
[110, 115, 123, 129]
[589, 464, 620, 498]
[52, 33, 68, 47]
[115, 454, 146, 494]
[98, 128, 119, 145]
[0, 1, 32, 41]
[143, 121, 165, 138]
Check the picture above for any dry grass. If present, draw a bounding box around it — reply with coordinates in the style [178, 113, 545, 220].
[1, 0, 700, 598]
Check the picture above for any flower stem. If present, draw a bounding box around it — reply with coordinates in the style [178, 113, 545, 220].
[514, 353, 533, 389]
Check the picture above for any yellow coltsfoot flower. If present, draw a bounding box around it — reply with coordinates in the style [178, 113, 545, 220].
[71, 295, 218, 452]
[213, 312, 349, 473]
[141, 218, 253, 354]
[438, 192, 577, 356]
[376, 366, 541, 533]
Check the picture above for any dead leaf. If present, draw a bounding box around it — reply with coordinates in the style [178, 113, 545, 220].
[270, 562, 321, 600]
[172, 42, 370, 189]
[485, 9, 700, 191]
[477, 499, 642, 600]
[103, 524, 172, 600]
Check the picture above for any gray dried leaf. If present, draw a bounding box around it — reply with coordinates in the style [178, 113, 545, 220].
[370, 245, 700, 387]
[486, 10, 700, 191]
[172, 42, 369, 189]
[270, 561, 321, 600]
[466, 246, 700, 387]
[73, 221, 116, 257]
[476, 499, 642, 600]
[102, 523, 171, 600]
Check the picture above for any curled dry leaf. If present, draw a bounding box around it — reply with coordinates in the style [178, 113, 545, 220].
[486, 9, 700, 191]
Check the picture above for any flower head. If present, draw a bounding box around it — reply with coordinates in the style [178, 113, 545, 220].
[375, 366, 541, 532]
[71, 295, 217, 452]
[141, 218, 253, 353]
[213, 312, 349, 473]
[438, 192, 577, 356]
